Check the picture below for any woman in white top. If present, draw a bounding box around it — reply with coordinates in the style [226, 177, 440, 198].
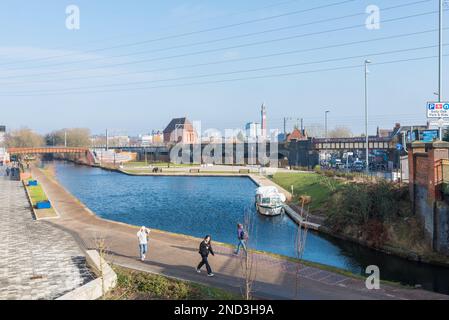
[137, 226, 150, 261]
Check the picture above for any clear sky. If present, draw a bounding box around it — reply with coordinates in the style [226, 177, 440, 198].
[0, 0, 447, 136]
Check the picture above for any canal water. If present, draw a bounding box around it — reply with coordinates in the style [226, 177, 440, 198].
[53, 162, 449, 294]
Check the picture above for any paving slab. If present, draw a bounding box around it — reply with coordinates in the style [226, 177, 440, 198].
[0, 168, 94, 300]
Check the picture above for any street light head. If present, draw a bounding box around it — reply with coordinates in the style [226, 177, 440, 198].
[365, 59, 372, 64]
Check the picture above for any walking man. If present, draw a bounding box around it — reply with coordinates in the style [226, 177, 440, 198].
[196, 235, 215, 277]
[137, 226, 150, 261]
[234, 223, 247, 255]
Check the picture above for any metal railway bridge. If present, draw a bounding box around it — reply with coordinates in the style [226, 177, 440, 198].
[5, 135, 398, 168]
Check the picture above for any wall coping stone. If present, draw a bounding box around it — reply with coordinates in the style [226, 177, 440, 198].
[56, 250, 117, 300]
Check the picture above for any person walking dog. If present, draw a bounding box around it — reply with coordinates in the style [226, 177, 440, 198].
[196, 235, 215, 277]
[137, 226, 150, 261]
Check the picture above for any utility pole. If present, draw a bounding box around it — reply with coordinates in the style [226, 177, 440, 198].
[365, 60, 372, 175]
[284, 117, 303, 135]
[105, 129, 109, 151]
[64, 130, 67, 147]
[324, 111, 330, 138]
[439, 0, 444, 140]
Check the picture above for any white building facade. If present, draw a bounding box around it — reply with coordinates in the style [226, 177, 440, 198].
[245, 122, 261, 141]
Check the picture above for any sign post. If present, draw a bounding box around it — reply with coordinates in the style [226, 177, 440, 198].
[427, 102, 449, 140]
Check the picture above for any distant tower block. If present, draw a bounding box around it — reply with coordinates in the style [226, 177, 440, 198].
[261, 103, 267, 138]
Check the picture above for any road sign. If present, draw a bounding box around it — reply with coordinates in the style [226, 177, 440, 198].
[421, 130, 439, 142]
[427, 102, 449, 118]
[430, 118, 449, 127]
[396, 143, 403, 151]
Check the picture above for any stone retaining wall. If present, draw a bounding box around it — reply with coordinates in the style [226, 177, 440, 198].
[57, 250, 117, 300]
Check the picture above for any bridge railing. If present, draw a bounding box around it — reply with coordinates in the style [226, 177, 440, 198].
[7, 147, 89, 155]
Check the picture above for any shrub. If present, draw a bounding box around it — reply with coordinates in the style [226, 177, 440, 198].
[326, 181, 412, 236]
[363, 219, 388, 247]
[324, 170, 335, 177]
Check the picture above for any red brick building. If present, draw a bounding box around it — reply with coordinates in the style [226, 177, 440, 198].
[163, 118, 198, 144]
[286, 128, 307, 142]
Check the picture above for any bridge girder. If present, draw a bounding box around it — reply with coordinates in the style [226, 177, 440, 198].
[7, 147, 90, 155]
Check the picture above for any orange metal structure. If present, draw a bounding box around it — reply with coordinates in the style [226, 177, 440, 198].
[7, 147, 89, 155]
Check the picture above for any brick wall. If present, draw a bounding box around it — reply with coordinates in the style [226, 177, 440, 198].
[408, 141, 449, 254]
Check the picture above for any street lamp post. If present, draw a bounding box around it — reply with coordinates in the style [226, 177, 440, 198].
[439, 0, 444, 140]
[325, 110, 330, 138]
[365, 60, 372, 175]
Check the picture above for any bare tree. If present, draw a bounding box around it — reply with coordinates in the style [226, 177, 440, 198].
[92, 235, 114, 299]
[328, 126, 353, 138]
[304, 124, 324, 138]
[46, 128, 91, 147]
[240, 208, 257, 300]
[6, 127, 45, 147]
[295, 195, 311, 299]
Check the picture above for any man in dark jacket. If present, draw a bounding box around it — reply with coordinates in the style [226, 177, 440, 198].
[234, 223, 247, 255]
[196, 235, 215, 277]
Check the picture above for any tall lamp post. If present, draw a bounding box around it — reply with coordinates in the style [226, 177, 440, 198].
[325, 110, 330, 138]
[364, 60, 372, 175]
[439, 0, 444, 140]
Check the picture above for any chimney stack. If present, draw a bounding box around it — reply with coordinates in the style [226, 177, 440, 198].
[261, 103, 267, 138]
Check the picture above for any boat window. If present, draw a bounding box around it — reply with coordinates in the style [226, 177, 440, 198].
[261, 197, 271, 204]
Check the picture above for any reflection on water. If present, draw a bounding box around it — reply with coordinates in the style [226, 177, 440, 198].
[52, 162, 449, 294]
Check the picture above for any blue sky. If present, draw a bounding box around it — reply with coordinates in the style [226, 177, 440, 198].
[0, 0, 447, 136]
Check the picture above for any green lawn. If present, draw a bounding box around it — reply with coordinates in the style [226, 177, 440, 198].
[27, 184, 48, 205]
[25, 181, 58, 219]
[271, 172, 343, 211]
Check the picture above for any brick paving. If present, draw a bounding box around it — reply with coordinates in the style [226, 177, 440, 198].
[30, 166, 449, 300]
[0, 168, 93, 300]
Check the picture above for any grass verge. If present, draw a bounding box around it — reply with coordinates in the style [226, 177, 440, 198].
[271, 172, 343, 211]
[106, 266, 240, 300]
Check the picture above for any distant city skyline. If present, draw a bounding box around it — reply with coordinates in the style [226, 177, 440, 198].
[0, 0, 446, 135]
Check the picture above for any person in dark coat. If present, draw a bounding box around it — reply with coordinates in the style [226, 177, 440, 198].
[234, 223, 247, 255]
[196, 235, 215, 277]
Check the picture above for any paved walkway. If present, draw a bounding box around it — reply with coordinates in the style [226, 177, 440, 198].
[0, 168, 93, 300]
[31, 166, 449, 300]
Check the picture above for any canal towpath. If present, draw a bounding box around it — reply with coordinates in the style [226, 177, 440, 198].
[30, 166, 449, 300]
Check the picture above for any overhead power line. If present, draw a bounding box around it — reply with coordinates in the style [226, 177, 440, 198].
[1, 27, 444, 86]
[1, 54, 446, 97]
[2, 0, 429, 73]
[0, 10, 441, 81]
[4, 44, 443, 93]
[0, 0, 308, 61]
[0, 0, 358, 67]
